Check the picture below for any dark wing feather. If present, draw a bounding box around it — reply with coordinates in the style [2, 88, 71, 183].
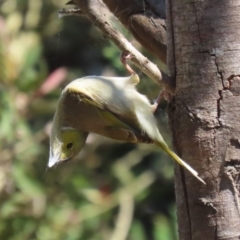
[62, 91, 154, 144]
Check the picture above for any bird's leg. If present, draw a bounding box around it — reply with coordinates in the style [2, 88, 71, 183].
[151, 90, 173, 113]
[120, 51, 172, 112]
[121, 52, 136, 75]
[151, 90, 164, 113]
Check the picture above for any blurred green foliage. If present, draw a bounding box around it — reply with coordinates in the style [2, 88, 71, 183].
[0, 0, 177, 239]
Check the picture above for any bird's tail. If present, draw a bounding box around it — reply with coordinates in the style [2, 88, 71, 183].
[156, 141, 206, 184]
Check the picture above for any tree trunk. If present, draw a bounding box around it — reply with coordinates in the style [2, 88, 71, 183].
[168, 0, 240, 239]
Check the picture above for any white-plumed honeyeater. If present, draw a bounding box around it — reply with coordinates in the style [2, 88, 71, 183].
[48, 73, 205, 184]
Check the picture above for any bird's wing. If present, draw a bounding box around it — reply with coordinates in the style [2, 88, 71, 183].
[97, 108, 154, 143]
[72, 89, 140, 131]
[76, 92, 105, 109]
[65, 80, 137, 127]
[63, 88, 153, 144]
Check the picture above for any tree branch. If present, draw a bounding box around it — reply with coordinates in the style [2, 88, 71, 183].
[102, 0, 167, 64]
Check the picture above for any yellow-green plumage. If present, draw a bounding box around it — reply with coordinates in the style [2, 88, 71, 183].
[49, 74, 205, 184]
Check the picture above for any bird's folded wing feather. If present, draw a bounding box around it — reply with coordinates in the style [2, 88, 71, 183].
[64, 88, 154, 143]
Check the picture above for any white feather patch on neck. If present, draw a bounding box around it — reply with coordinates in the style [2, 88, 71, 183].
[48, 147, 59, 167]
[61, 126, 75, 131]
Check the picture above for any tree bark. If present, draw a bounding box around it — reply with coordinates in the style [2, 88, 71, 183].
[169, 0, 240, 239]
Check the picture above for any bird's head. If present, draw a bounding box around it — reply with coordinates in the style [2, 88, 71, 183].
[48, 127, 88, 167]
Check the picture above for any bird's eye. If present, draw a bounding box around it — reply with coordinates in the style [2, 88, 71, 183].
[66, 143, 73, 149]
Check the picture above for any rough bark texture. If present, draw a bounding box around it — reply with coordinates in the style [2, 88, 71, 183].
[169, 0, 240, 239]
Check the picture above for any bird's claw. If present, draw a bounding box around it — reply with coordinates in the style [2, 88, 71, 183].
[121, 52, 136, 75]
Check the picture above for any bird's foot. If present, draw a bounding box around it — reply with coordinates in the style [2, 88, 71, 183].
[121, 52, 136, 75]
[151, 89, 173, 113]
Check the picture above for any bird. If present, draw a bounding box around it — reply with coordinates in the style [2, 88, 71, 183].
[48, 55, 205, 184]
